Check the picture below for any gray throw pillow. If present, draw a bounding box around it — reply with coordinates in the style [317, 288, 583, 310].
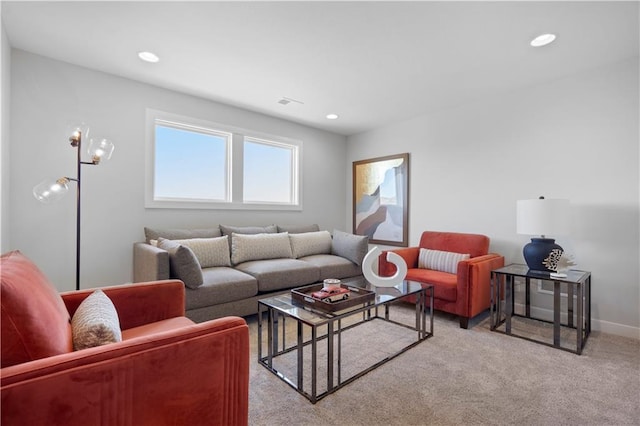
[277, 224, 320, 234]
[157, 238, 204, 289]
[71, 290, 122, 351]
[331, 230, 369, 266]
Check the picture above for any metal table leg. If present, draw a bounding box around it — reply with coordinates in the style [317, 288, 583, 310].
[567, 283, 574, 327]
[505, 275, 513, 334]
[553, 281, 561, 347]
[311, 326, 317, 403]
[577, 282, 583, 354]
[297, 320, 303, 390]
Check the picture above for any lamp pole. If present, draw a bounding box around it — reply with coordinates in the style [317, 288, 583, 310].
[69, 130, 98, 291]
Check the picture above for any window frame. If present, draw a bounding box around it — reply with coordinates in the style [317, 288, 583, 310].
[145, 109, 303, 210]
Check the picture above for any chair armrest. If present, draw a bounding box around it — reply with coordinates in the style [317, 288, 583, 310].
[133, 242, 170, 282]
[456, 254, 505, 317]
[1, 316, 249, 426]
[379, 247, 420, 276]
[61, 280, 186, 330]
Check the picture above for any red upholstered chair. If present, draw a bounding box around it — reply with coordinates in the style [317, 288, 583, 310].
[1, 251, 249, 426]
[379, 231, 504, 328]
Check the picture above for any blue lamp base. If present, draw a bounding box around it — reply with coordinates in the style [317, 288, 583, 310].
[523, 238, 564, 273]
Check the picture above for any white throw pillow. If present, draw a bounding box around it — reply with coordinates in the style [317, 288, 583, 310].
[418, 248, 470, 274]
[289, 231, 332, 258]
[231, 232, 293, 265]
[173, 236, 231, 268]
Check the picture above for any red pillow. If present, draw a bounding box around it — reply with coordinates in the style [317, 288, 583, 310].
[1, 251, 73, 368]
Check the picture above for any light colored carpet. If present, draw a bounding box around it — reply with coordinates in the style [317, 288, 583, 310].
[246, 304, 640, 426]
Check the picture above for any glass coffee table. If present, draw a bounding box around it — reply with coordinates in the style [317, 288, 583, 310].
[258, 279, 433, 403]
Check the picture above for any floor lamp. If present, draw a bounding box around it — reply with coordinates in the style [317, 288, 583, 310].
[33, 123, 114, 291]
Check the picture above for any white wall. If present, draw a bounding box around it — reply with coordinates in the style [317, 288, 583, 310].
[347, 58, 640, 338]
[0, 8, 11, 252]
[9, 50, 348, 291]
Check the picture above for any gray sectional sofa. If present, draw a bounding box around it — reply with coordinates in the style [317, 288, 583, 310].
[133, 224, 369, 322]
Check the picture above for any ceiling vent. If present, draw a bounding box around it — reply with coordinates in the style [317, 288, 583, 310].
[278, 97, 304, 106]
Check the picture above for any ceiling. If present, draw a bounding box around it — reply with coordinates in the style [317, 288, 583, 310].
[2, 1, 638, 136]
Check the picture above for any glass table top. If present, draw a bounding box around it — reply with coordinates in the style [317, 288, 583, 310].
[492, 264, 590, 284]
[259, 278, 427, 326]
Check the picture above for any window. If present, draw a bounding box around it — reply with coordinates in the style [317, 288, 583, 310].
[243, 137, 298, 205]
[146, 109, 302, 210]
[154, 121, 230, 202]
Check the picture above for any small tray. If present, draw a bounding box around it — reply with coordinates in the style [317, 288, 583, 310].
[291, 282, 376, 313]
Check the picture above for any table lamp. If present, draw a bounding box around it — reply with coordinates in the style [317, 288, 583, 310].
[516, 196, 570, 275]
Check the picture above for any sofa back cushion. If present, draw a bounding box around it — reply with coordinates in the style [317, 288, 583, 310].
[1, 251, 73, 368]
[419, 231, 489, 259]
[277, 224, 320, 234]
[289, 231, 332, 258]
[231, 232, 293, 265]
[144, 227, 221, 244]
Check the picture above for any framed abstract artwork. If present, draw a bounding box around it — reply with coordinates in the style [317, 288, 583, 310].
[352, 153, 409, 247]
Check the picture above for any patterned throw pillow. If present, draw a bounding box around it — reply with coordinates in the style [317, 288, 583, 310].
[289, 231, 332, 258]
[418, 248, 470, 274]
[231, 232, 293, 265]
[157, 238, 204, 289]
[71, 290, 122, 351]
[174, 236, 231, 268]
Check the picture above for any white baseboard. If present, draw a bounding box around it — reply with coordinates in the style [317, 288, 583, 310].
[592, 318, 640, 340]
[512, 303, 640, 340]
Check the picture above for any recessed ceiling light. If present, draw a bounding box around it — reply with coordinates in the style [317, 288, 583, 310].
[326, 114, 339, 120]
[138, 51, 160, 63]
[530, 34, 556, 47]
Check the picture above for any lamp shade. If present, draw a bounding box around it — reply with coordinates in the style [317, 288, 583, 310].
[66, 122, 89, 146]
[33, 178, 70, 203]
[516, 198, 570, 237]
[88, 138, 115, 163]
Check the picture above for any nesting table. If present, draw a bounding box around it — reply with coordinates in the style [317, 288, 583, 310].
[490, 264, 591, 354]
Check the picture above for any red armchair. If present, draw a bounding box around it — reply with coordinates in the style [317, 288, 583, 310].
[379, 231, 504, 328]
[1, 251, 249, 426]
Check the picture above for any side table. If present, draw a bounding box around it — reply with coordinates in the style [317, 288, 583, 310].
[490, 264, 591, 354]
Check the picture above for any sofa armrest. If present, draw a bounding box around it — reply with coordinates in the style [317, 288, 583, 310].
[133, 242, 170, 282]
[456, 254, 505, 318]
[61, 280, 186, 330]
[1, 316, 249, 426]
[379, 247, 420, 276]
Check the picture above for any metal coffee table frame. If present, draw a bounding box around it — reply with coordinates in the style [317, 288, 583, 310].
[258, 280, 433, 403]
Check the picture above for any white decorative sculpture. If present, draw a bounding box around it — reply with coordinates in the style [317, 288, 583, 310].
[361, 246, 408, 287]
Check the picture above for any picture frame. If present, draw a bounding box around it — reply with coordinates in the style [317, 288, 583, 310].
[352, 153, 409, 247]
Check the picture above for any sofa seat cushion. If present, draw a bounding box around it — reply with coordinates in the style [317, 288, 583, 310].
[185, 267, 258, 311]
[235, 259, 320, 292]
[1, 251, 73, 368]
[121, 317, 195, 340]
[405, 268, 458, 302]
[299, 254, 362, 281]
